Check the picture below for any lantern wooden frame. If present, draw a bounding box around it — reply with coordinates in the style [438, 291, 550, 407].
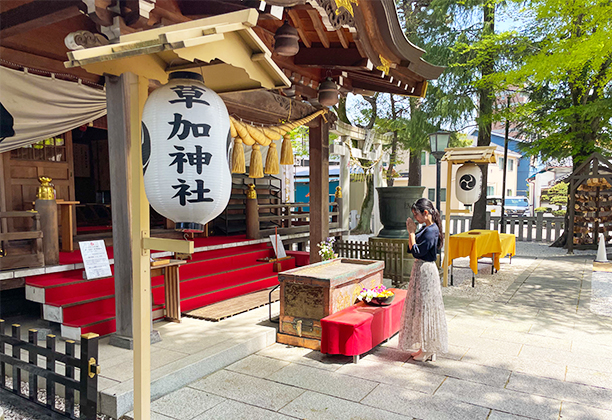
[65, 11, 290, 419]
[440, 146, 497, 287]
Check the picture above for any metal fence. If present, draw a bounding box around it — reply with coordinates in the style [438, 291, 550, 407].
[447, 213, 565, 242]
[0, 320, 100, 419]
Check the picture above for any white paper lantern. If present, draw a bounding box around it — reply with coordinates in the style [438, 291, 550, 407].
[455, 163, 482, 205]
[142, 71, 231, 232]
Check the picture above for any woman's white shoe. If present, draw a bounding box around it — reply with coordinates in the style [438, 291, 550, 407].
[413, 352, 436, 362]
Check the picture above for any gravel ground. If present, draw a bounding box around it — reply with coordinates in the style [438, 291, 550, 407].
[1, 376, 114, 420]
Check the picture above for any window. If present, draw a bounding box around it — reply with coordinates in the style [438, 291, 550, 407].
[428, 188, 436, 201]
[421, 151, 427, 165]
[487, 186, 495, 196]
[509, 159, 514, 171]
[440, 188, 447, 202]
[499, 157, 505, 169]
[507, 189, 512, 196]
[429, 153, 436, 165]
[11, 136, 67, 162]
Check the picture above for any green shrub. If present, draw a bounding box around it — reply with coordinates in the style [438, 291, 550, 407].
[535, 207, 548, 213]
[552, 209, 566, 217]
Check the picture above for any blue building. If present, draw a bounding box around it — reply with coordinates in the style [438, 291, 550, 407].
[294, 165, 340, 212]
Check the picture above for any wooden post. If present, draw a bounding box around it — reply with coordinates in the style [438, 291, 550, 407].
[35, 199, 59, 266]
[443, 161, 452, 287]
[334, 194, 343, 229]
[308, 116, 329, 263]
[245, 184, 259, 239]
[567, 177, 576, 254]
[79, 332, 99, 420]
[106, 73, 136, 347]
[129, 73, 152, 420]
[105, 72, 153, 419]
[339, 137, 350, 234]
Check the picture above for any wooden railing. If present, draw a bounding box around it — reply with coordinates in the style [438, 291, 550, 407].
[0, 211, 44, 270]
[0, 320, 99, 419]
[335, 240, 407, 287]
[246, 196, 343, 240]
[447, 213, 566, 242]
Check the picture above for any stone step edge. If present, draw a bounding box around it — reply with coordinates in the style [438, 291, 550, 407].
[98, 327, 277, 419]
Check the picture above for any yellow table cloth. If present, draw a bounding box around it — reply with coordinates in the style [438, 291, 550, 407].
[448, 230, 503, 275]
[483, 233, 516, 258]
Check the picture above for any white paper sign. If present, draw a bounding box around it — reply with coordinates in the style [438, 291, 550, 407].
[79, 240, 112, 279]
[269, 234, 287, 259]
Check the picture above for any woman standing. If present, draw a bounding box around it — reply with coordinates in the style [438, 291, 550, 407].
[398, 198, 448, 362]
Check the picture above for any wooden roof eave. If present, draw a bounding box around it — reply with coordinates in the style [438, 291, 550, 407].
[368, 0, 445, 81]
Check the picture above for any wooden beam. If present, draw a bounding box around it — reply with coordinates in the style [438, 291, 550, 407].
[306, 9, 330, 48]
[286, 9, 311, 48]
[0, 0, 81, 39]
[336, 29, 349, 49]
[0, 47, 103, 84]
[294, 83, 318, 100]
[294, 48, 363, 67]
[309, 116, 330, 263]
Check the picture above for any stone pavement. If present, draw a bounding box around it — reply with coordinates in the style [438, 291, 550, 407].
[123, 254, 612, 420]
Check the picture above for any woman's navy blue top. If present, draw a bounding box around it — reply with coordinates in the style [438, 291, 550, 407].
[409, 223, 439, 262]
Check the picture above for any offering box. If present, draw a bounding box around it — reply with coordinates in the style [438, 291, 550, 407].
[277, 258, 384, 350]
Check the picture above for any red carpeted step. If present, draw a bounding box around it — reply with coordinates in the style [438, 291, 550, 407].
[179, 249, 275, 279]
[63, 315, 116, 338]
[45, 276, 115, 304]
[61, 295, 115, 324]
[181, 275, 280, 312]
[179, 263, 277, 300]
[81, 318, 116, 337]
[187, 243, 270, 262]
[63, 313, 114, 328]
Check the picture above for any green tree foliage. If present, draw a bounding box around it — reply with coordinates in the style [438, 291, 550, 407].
[490, 0, 612, 167]
[541, 182, 569, 209]
[398, 0, 513, 228]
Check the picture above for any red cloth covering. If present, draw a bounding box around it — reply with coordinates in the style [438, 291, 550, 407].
[286, 251, 310, 267]
[320, 289, 407, 356]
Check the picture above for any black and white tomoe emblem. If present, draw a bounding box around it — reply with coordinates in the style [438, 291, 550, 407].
[459, 174, 476, 191]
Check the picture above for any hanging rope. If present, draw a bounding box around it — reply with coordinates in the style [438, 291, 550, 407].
[228, 109, 327, 177]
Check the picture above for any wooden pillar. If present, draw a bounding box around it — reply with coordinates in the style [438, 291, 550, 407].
[35, 199, 59, 266]
[339, 137, 350, 235]
[372, 142, 383, 235]
[443, 161, 452, 287]
[309, 117, 329, 263]
[245, 184, 259, 239]
[106, 73, 136, 347]
[105, 72, 153, 419]
[0, 155, 7, 234]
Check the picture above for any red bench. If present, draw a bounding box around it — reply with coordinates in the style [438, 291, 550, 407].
[320, 288, 407, 363]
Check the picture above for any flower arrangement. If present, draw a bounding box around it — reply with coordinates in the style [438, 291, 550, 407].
[356, 285, 394, 303]
[317, 237, 337, 261]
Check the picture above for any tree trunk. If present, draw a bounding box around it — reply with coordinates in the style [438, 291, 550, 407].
[408, 150, 421, 186]
[352, 173, 374, 234]
[471, 3, 495, 230]
[336, 96, 350, 125]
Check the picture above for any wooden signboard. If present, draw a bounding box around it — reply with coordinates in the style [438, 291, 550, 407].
[79, 240, 112, 279]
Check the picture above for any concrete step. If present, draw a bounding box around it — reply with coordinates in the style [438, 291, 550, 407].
[97, 306, 278, 418]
